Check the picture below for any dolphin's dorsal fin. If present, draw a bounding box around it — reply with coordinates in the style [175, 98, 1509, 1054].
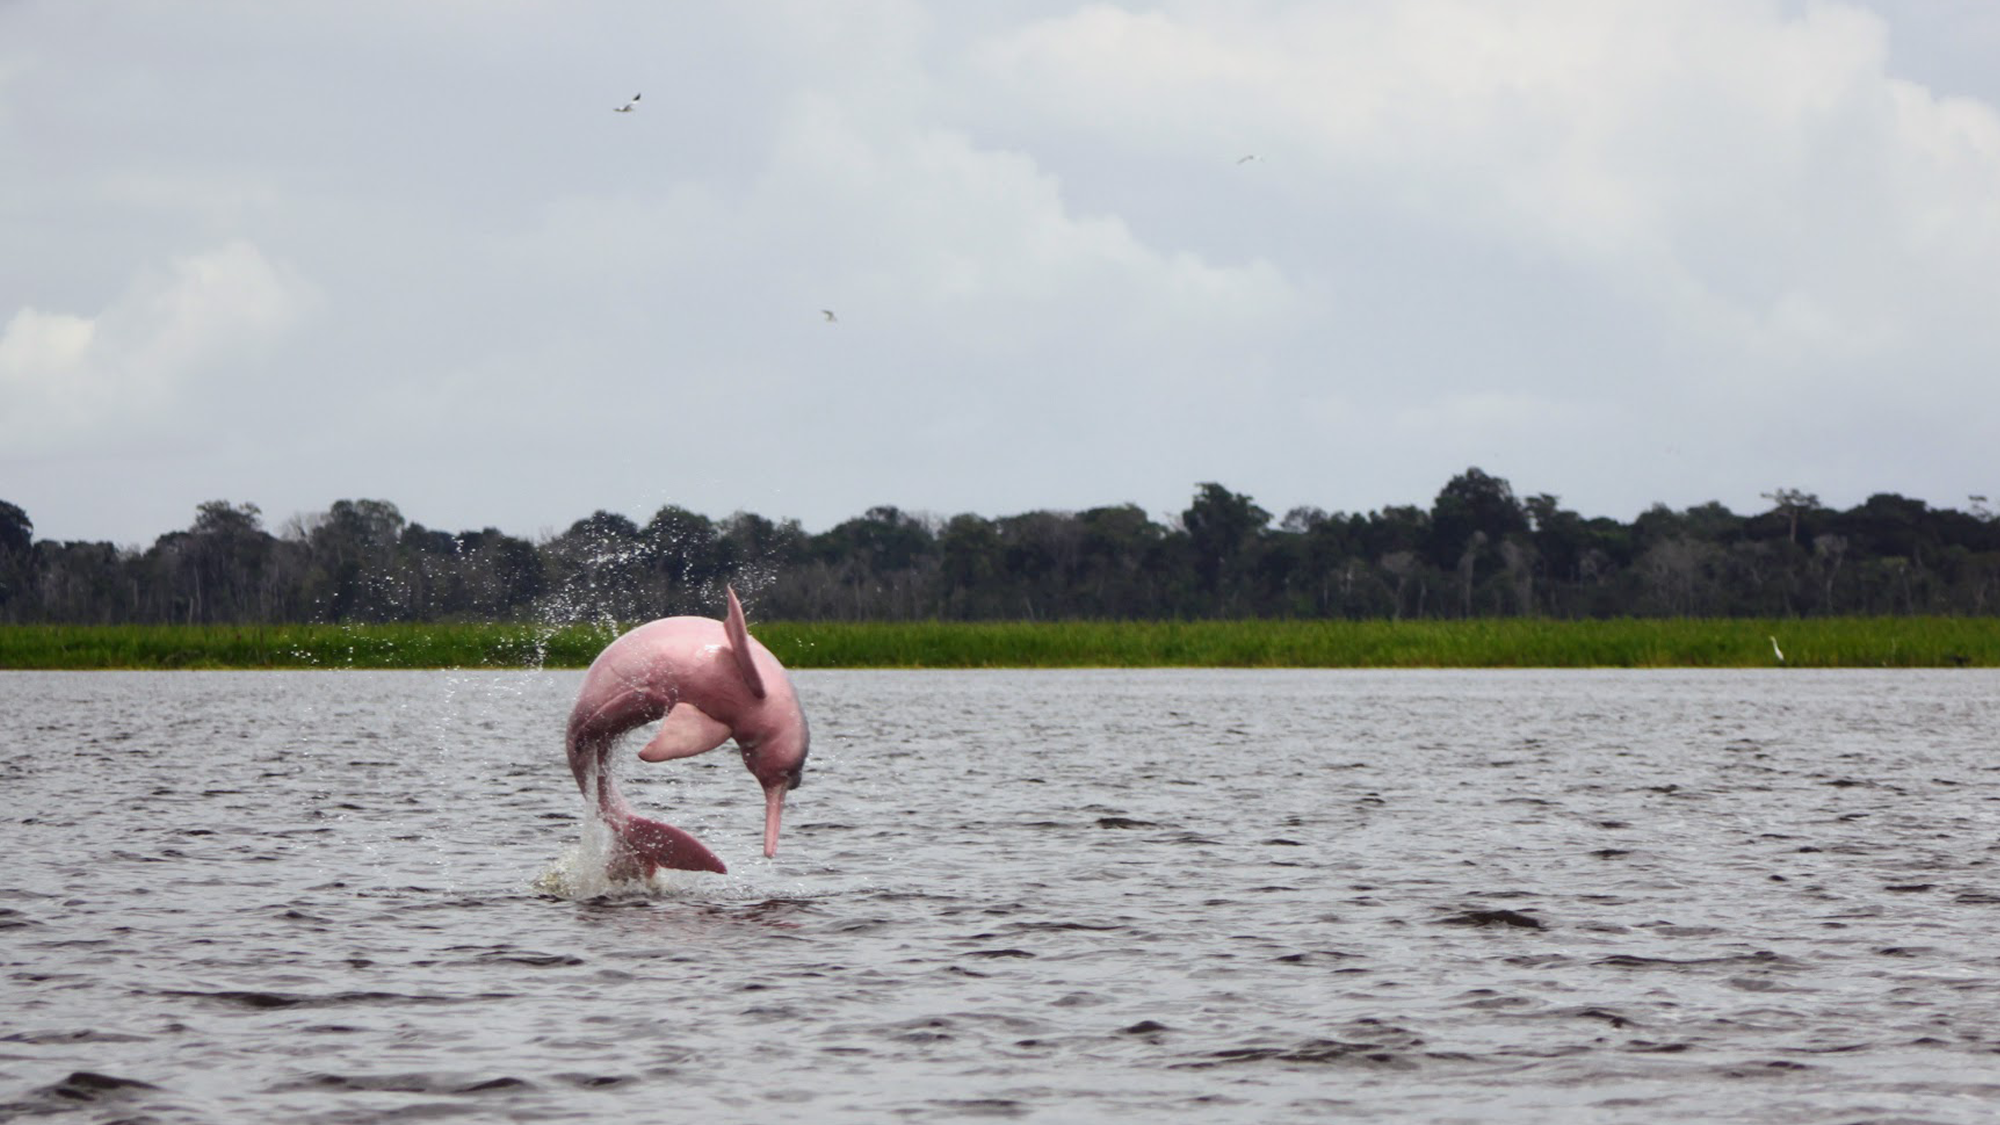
[724, 585, 767, 699]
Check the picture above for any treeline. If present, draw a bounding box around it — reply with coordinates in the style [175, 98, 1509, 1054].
[3, 469, 1999, 625]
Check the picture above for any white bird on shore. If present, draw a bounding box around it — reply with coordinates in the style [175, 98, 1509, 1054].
[1769, 635, 1785, 664]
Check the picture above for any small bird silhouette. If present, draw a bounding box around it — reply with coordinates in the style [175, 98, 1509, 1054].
[614, 93, 641, 113]
[821, 309, 838, 324]
[1236, 153, 1260, 164]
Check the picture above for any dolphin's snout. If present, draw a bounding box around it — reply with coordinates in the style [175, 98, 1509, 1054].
[762, 781, 787, 858]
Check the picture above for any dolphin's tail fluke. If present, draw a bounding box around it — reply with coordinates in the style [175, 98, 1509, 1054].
[605, 812, 728, 879]
[571, 726, 728, 879]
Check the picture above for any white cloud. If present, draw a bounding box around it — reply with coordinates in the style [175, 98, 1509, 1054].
[976, 0, 2000, 368]
[0, 241, 316, 454]
[772, 94, 1302, 329]
[498, 84, 1308, 393]
[0, 308, 94, 377]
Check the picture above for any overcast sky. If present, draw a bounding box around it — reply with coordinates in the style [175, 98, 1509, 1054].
[6, 1, 1999, 546]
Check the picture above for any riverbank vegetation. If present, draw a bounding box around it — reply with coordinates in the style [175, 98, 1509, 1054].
[5, 470, 1999, 628]
[3, 617, 1992, 670]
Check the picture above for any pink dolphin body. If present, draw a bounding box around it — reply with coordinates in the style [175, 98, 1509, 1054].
[565, 585, 809, 878]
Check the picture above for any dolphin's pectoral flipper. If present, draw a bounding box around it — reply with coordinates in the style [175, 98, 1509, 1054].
[637, 703, 732, 762]
[606, 812, 728, 878]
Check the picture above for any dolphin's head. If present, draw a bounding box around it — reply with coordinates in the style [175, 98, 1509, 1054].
[739, 706, 809, 858]
[720, 583, 810, 859]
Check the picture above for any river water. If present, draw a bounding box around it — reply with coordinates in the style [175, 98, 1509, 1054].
[4, 668, 2000, 1123]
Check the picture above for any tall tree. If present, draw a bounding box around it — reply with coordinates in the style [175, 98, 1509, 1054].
[1076, 504, 1168, 617]
[180, 501, 273, 622]
[0, 501, 32, 620]
[1759, 488, 1820, 545]
[0, 501, 31, 559]
[305, 499, 409, 621]
[640, 505, 722, 614]
[1181, 483, 1270, 612]
[938, 513, 1004, 619]
[546, 510, 646, 622]
[1428, 468, 1527, 569]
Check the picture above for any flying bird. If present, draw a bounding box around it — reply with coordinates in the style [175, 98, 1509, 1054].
[1236, 154, 1260, 164]
[821, 309, 838, 323]
[614, 93, 641, 113]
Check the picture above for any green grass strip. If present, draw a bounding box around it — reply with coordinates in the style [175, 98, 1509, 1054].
[2, 618, 1996, 670]
[0, 623, 617, 671]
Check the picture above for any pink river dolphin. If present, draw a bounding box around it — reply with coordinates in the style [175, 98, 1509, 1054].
[565, 585, 810, 878]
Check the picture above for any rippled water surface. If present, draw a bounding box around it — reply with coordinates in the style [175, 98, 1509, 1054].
[5, 668, 2000, 1122]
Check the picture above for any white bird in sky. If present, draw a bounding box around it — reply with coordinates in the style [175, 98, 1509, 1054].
[614, 93, 641, 113]
[821, 309, 838, 324]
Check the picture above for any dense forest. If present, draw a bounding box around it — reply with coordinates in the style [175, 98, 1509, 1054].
[4, 469, 1998, 625]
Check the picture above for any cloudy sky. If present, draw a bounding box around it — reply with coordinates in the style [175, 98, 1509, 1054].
[5, 1, 1999, 546]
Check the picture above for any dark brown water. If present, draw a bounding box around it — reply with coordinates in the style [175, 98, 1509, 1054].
[4, 668, 1999, 1122]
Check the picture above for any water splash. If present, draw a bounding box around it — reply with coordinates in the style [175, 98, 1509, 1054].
[530, 824, 812, 902]
[530, 842, 721, 900]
